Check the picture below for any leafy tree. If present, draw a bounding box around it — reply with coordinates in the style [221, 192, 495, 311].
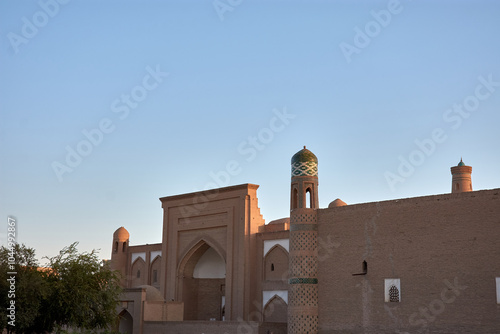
[0, 242, 121, 334]
[46, 243, 122, 332]
[0, 244, 48, 334]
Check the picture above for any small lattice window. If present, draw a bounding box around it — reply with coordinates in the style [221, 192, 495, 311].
[389, 285, 400, 302]
[137, 270, 141, 279]
[385, 278, 401, 302]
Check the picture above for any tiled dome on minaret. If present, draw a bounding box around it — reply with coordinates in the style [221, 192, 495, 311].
[291, 146, 318, 177]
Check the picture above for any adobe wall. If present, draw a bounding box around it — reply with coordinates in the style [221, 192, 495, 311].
[317, 188, 500, 333]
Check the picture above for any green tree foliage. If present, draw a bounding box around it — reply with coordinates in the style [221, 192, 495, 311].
[0, 243, 121, 334]
[0, 244, 47, 333]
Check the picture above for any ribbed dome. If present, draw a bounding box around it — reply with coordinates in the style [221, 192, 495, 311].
[113, 226, 129, 240]
[291, 146, 318, 165]
[457, 158, 466, 166]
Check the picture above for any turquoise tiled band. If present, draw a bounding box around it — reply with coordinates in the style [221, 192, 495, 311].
[289, 277, 318, 284]
[290, 224, 318, 231]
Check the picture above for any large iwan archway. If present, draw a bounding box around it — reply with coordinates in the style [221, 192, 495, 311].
[179, 240, 226, 320]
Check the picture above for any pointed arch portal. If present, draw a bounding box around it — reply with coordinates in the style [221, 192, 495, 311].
[178, 240, 226, 321]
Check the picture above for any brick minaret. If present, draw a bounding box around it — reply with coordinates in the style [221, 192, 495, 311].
[288, 146, 319, 333]
[111, 226, 129, 286]
[451, 158, 472, 193]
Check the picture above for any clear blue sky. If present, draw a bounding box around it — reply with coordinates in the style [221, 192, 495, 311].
[1, 0, 499, 262]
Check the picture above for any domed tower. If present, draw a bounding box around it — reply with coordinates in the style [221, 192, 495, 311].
[111, 227, 129, 286]
[451, 158, 472, 193]
[288, 146, 319, 334]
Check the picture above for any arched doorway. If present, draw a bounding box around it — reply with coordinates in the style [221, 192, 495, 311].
[179, 240, 226, 321]
[118, 310, 133, 334]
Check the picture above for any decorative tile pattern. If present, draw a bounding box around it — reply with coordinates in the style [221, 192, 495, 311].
[288, 195, 319, 333]
[288, 314, 318, 333]
[290, 213, 317, 224]
[290, 231, 317, 252]
[289, 277, 318, 284]
[290, 224, 317, 231]
[290, 255, 317, 277]
[289, 284, 318, 307]
[291, 161, 318, 177]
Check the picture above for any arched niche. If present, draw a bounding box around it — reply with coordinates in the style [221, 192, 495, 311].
[264, 245, 289, 281]
[118, 309, 133, 334]
[263, 295, 288, 323]
[130, 257, 146, 288]
[150, 255, 161, 289]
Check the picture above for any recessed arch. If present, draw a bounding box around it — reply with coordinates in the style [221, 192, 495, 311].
[292, 187, 298, 209]
[150, 255, 161, 288]
[118, 309, 133, 334]
[264, 245, 288, 281]
[263, 295, 287, 323]
[131, 257, 146, 287]
[305, 187, 312, 208]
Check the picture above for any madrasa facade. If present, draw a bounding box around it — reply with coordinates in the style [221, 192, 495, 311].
[110, 147, 500, 334]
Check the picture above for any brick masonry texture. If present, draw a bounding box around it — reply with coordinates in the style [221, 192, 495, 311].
[317, 189, 500, 333]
